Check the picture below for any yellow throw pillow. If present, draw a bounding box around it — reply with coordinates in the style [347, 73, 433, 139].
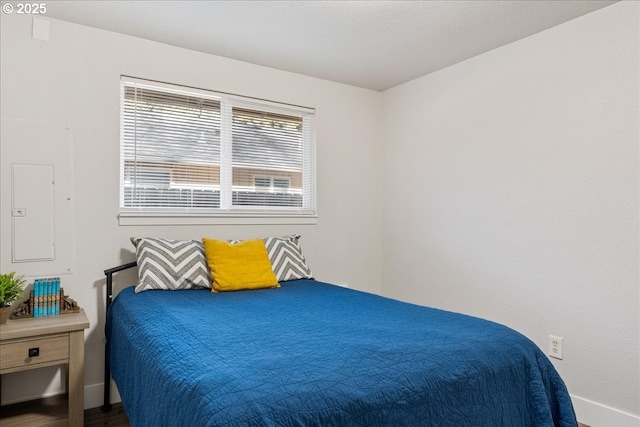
[202, 238, 280, 292]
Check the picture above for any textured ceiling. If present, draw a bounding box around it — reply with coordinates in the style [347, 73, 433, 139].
[45, 1, 616, 91]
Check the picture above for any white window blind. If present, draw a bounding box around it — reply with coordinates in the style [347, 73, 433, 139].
[120, 77, 316, 221]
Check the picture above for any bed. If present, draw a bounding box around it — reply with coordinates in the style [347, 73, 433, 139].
[103, 266, 577, 427]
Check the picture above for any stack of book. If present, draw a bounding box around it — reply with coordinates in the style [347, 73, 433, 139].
[33, 278, 61, 318]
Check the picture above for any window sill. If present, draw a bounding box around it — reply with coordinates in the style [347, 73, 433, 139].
[118, 211, 318, 226]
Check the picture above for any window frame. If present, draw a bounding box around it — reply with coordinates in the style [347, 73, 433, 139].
[118, 76, 317, 226]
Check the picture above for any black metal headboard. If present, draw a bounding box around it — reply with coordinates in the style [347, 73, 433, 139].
[102, 261, 137, 411]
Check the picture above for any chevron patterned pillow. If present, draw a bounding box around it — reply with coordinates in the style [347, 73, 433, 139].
[131, 237, 212, 293]
[264, 235, 313, 282]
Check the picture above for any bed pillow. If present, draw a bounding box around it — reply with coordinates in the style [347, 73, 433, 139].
[131, 237, 211, 293]
[264, 235, 313, 282]
[202, 238, 280, 292]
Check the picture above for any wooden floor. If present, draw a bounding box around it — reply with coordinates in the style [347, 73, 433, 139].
[85, 403, 130, 426]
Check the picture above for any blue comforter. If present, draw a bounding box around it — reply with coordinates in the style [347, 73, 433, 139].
[106, 280, 577, 427]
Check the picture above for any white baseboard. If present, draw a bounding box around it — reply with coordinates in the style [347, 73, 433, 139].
[84, 381, 121, 410]
[572, 395, 640, 427]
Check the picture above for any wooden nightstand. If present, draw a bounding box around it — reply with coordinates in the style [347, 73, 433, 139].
[0, 309, 89, 426]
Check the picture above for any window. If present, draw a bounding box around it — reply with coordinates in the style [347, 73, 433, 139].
[254, 177, 272, 189]
[274, 178, 290, 190]
[253, 176, 290, 191]
[119, 77, 316, 224]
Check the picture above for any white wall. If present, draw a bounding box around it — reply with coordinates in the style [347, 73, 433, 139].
[0, 15, 382, 405]
[382, 1, 639, 423]
[2, 2, 638, 424]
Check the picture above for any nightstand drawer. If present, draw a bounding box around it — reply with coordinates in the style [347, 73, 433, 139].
[0, 334, 69, 371]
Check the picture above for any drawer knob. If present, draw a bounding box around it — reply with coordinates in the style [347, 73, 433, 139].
[28, 347, 40, 357]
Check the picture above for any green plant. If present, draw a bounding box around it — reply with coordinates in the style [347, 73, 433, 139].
[0, 272, 26, 307]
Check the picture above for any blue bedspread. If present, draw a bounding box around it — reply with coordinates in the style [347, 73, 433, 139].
[106, 280, 577, 427]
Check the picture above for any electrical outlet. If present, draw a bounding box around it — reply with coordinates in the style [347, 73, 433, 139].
[548, 335, 563, 360]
